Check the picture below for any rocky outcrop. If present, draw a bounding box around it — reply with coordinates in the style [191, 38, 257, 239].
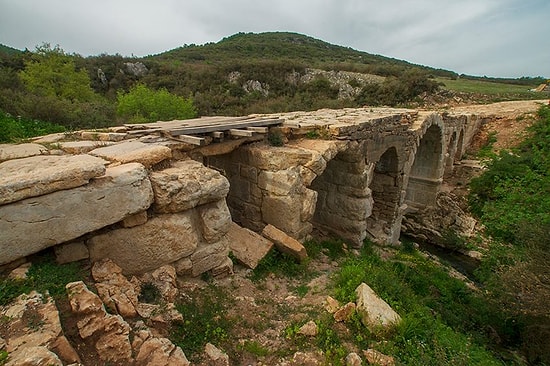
[0, 143, 48, 162]
[0, 162, 153, 265]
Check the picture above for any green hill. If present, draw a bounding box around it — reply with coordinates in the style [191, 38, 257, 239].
[0, 43, 22, 55]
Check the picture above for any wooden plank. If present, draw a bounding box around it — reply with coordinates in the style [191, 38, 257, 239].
[229, 129, 254, 137]
[169, 118, 283, 136]
[173, 134, 208, 146]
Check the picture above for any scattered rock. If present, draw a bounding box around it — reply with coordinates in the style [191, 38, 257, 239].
[324, 296, 341, 314]
[355, 283, 401, 328]
[346, 352, 363, 366]
[292, 351, 324, 365]
[134, 332, 190, 366]
[363, 349, 395, 366]
[204, 342, 230, 366]
[8, 262, 31, 280]
[298, 320, 318, 337]
[334, 302, 356, 322]
[139, 265, 179, 303]
[262, 224, 308, 262]
[92, 259, 139, 317]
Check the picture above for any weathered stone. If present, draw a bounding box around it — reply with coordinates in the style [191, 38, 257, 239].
[211, 257, 234, 278]
[135, 337, 190, 366]
[92, 259, 139, 317]
[150, 160, 230, 213]
[5, 346, 63, 366]
[140, 265, 178, 303]
[227, 222, 274, 269]
[190, 240, 230, 277]
[8, 262, 31, 280]
[59, 140, 115, 154]
[261, 194, 304, 235]
[0, 143, 48, 162]
[0, 154, 107, 205]
[246, 144, 315, 171]
[121, 210, 148, 228]
[0, 163, 153, 265]
[324, 296, 341, 314]
[198, 199, 232, 243]
[298, 320, 318, 337]
[95, 328, 132, 364]
[363, 349, 395, 366]
[258, 168, 302, 195]
[88, 212, 200, 275]
[80, 131, 126, 142]
[345, 352, 363, 366]
[172, 257, 193, 276]
[262, 224, 307, 262]
[292, 351, 324, 365]
[204, 343, 229, 366]
[90, 140, 172, 167]
[54, 241, 89, 264]
[355, 283, 401, 328]
[334, 302, 356, 322]
[50, 336, 81, 364]
[66, 281, 105, 315]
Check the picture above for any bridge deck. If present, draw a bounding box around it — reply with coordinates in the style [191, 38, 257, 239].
[123, 116, 284, 145]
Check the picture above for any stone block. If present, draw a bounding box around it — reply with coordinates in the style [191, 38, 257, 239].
[258, 168, 301, 196]
[0, 163, 153, 265]
[198, 199, 232, 243]
[190, 240, 230, 277]
[122, 210, 148, 228]
[59, 140, 115, 154]
[0, 143, 48, 162]
[54, 241, 89, 264]
[90, 140, 171, 167]
[88, 212, 200, 275]
[262, 224, 307, 262]
[227, 222, 274, 269]
[150, 160, 230, 213]
[246, 144, 314, 171]
[0, 154, 107, 205]
[261, 194, 303, 234]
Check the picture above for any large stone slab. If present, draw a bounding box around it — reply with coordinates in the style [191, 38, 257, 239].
[0, 163, 153, 265]
[227, 222, 274, 269]
[59, 140, 115, 154]
[262, 224, 307, 262]
[150, 160, 230, 213]
[0, 143, 48, 162]
[87, 212, 200, 275]
[0, 154, 107, 205]
[355, 283, 401, 328]
[90, 140, 172, 167]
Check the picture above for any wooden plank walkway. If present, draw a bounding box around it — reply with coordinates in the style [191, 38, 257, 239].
[124, 116, 284, 145]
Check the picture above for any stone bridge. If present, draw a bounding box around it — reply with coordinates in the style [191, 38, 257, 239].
[0, 106, 483, 276]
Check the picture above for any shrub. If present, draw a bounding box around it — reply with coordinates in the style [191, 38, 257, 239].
[116, 83, 197, 123]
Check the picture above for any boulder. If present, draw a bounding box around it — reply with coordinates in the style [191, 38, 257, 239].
[0, 163, 153, 265]
[204, 343, 229, 366]
[355, 283, 401, 328]
[226, 222, 274, 269]
[0, 143, 48, 162]
[150, 160, 230, 213]
[87, 212, 200, 275]
[135, 336, 190, 366]
[345, 352, 363, 366]
[262, 224, 307, 262]
[89, 140, 171, 167]
[0, 154, 107, 205]
[363, 349, 395, 366]
[298, 321, 318, 337]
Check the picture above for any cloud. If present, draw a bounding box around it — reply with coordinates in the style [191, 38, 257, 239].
[0, 0, 548, 77]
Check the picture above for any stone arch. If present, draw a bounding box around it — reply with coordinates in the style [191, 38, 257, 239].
[405, 123, 444, 206]
[366, 147, 401, 241]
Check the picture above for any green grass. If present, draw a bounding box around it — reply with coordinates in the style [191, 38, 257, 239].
[0, 110, 66, 143]
[436, 77, 543, 99]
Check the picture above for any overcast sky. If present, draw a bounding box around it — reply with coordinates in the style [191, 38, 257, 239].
[1, 0, 548, 78]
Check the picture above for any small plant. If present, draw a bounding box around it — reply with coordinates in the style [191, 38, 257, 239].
[267, 130, 284, 146]
[293, 284, 309, 297]
[138, 282, 162, 304]
[238, 340, 270, 357]
[0, 350, 8, 366]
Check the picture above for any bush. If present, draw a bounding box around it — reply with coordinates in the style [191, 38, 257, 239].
[0, 110, 65, 143]
[117, 83, 197, 123]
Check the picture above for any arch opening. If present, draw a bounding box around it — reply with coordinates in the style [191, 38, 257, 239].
[405, 124, 444, 207]
[366, 147, 401, 240]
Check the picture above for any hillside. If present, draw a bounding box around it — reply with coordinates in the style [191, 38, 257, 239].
[0, 43, 21, 55]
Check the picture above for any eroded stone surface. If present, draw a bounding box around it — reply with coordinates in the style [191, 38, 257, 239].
[150, 160, 230, 213]
[0, 154, 107, 205]
[87, 212, 200, 275]
[0, 163, 153, 265]
[0, 143, 48, 162]
[90, 140, 172, 167]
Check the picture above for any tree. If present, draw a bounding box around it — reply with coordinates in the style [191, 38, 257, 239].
[117, 83, 197, 123]
[19, 44, 97, 102]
